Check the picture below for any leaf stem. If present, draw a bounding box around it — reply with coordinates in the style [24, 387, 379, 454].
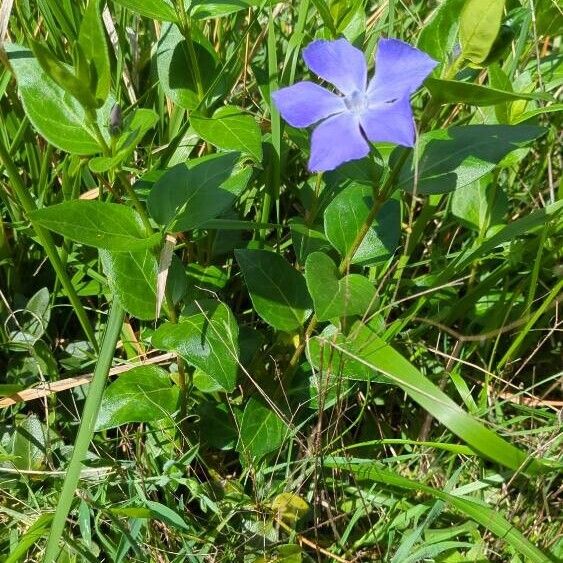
[44, 300, 125, 562]
[0, 137, 99, 351]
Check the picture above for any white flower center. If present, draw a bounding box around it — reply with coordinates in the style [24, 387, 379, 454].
[344, 90, 368, 114]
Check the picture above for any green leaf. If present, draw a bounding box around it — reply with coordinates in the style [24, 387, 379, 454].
[156, 23, 220, 110]
[397, 125, 545, 194]
[190, 0, 260, 19]
[100, 248, 158, 320]
[9, 287, 51, 345]
[324, 187, 400, 265]
[152, 300, 239, 393]
[30, 201, 158, 252]
[96, 366, 178, 431]
[147, 152, 251, 230]
[235, 249, 312, 332]
[290, 219, 331, 265]
[112, 0, 178, 21]
[89, 109, 159, 173]
[5, 514, 54, 563]
[29, 39, 97, 110]
[143, 500, 190, 531]
[305, 252, 375, 321]
[316, 322, 548, 475]
[78, 0, 111, 105]
[417, 0, 465, 63]
[426, 78, 551, 106]
[326, 459, 552, 563]
[5, 44, 110, 154]
[459, 0, 505, 65]
[11, 415, 47, 470]
[190, 105, 263, 161]
[237, 398, 287, 462]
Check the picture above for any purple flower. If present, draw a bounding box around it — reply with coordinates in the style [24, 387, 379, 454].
[272, 38, 437, 172]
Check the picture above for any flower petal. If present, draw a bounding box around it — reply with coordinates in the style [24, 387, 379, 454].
[303, 38, 367, 96]
[272, 81, 346, 128]
[360, 97, 415, 147]
[367, 38, 438, 103]
[309, 112, 369, 172]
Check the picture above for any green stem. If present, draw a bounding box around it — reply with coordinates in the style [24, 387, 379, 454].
[117, 172, 153, 235]
[0, 138, 98, 351]
[44, 300, 125, 562]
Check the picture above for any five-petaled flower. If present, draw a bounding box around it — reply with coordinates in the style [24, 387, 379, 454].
[272, 38, 437, 172]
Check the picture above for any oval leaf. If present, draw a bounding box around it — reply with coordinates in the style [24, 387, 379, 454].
[235, 249, 312, 332]
[96, 366, 178, 431]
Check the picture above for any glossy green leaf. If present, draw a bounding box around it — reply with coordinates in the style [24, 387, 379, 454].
[96, 366, 178, 431]
[152, 301, 239, 393]
[238, 398, 287, 462]
[426, 78, 551, 106]
[191, 105, 263, 161]
[397, 125, 545, 194]
[417, 0, 465, 63]
[316, 322, 547, 475]
[100, 249, 158, 320]
[324, 187, 400, 265]
[112, 0, 178, 21]
[78, 0, 111, 105]
[460, 0, 505, 65]
[289, 219, 331, 265]
[89, 109, 159, 173]
[157, 23, 220, 110]
[5, 44, 110, 154]
[326, 458, 551, 563]
[30, 201, 158, 252]
[305, 252, 375, 321]
[148, 152, 251, 230]
[235, 249, 312, 332]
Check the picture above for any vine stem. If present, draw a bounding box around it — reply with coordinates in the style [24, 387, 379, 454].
[0, 137, 99, 351]
[44, 300, 125, 562]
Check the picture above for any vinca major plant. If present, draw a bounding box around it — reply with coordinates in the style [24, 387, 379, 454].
[0, 0, 561, 561]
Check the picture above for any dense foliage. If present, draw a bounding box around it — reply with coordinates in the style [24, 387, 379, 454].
[0, 0, 561, 561]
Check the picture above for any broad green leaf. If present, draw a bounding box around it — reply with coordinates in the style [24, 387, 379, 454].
[191, 105, 263, 161]
[157, 23, 220, 110]
[451, 174, 506, 232]
[417, 0, 465, 63]
[304, 252, 375, 321]
[89, 109, 159, 173]
[235, 249, 312, 332]
[397, 125, 545, 194]
[112, 0, 178, 21]
[237, 398, 287, 462]
[460, 0, 505, 65]
[271, 493, 309, 525]
[152, 301, 239, 393]
[100, 249, 158, 320]
[148, 152, 251, 230]
[10, 415, 47, 470]
[316, 322, 548, 475]
[79, 0, 111, 105]
[9, 287, 51, 345]
[324, 187, 400, 265]
[5, 44, 110, 154]
[326, 459, 551, 563]
[30, 201, 158, 252]
[198, 402, 238, 450]
[426, 78, 552, 106]
[96, 366, 178, 431]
